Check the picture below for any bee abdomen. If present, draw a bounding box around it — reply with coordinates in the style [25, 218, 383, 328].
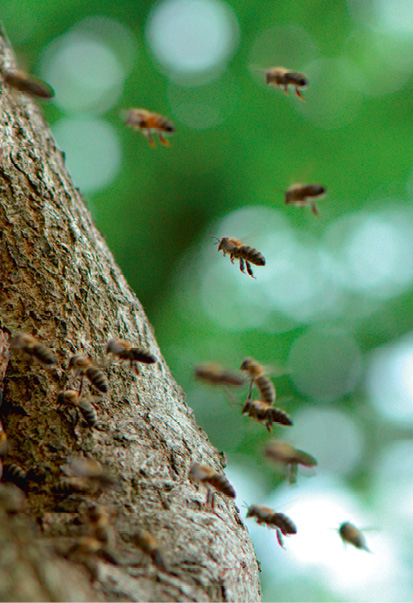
[3, 463, 27, 489]
[78, 400, 98, 427]
[241, 245, 266, 266]
[208, 474, 236, 498]
[130, 349, 157, 364]
[268, 407, 293, 426]
[53, 477, 93, 495]
[256, 375, 275, 404]
[272, 512, 297, 535]
[32, 344, 56, 365]
[85, 367, 108, 393]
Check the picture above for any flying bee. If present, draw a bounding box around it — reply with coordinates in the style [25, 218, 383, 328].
[106, 339, 156, 375]
[122, 108, 174, 147]
[285, 183, 326, 216]
[68, 354, 108, 394]
[194, 363, 245, 387]
[11, 333, 56, 365]
[242, 399, 293, 432]
[189, 462, 236, 509]
[264, 67, 308, 100]
[339, 522, 370, 552]
[212, 237, 266, 279]
[64, 456, 117, 488]
[264, 440, 317, 484]
[133, 529, 167, 571]
[2, 68, 55, 99]
[246, 504, 297, 549]
[240, 357, 275, 405]
[57, 389, 98, 427]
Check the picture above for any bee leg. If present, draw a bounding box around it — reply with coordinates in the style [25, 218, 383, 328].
[295, 87, 305, 101]
[144, 130, 155, 147]
[275, 527, 285, 549]
[158, 133, 169, 146]
[311, 203, 319, 216]
[265, 412, 273, 433]
[245, 261, 256, 279]
[206, 486, 215, 509]
[283, 85, 289, 95]
[229, 254, 235, 264]
[239, 258, 246, 274]
[78, 376, 84, 397]
[131, 360, 140, 376]
[288, 463, 298, 485]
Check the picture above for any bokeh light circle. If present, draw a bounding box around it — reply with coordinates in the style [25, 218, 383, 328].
[146, 0, 239, 82]
[52, 117, 121, 194]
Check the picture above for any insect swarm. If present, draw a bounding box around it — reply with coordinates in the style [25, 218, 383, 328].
[189, 462, 236, 509]
[11, 333, 56, 365]
[264, 67, 308, 100]
[213, 237, 266, 278]
[264, 440, 317, 484]
[122, 108, 174, 146]
[285, 183, 326, 216]
[106, 339, 156, 375]
[339, 522, 370, 552]
[68, 354, 108, 394]
[2, 68, 55, 99]
[246, 504, 297, 549]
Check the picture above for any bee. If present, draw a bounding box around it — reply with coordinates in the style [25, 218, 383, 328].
[68, 354, 108, 394]
[11, 333, 56, 365]
[122, 108, 174, 147]
[189, 462, 236, 509]
[133, 529, 167, 571]
[240, 358, 275, 405]
[264, 440, 317, 484]
[213, 237, 266, 278]
[265, 67, 308, 100]
[64, 456, 117, 488]
[242, 399, 292, 432]
[0, 418, 9, 456]
[246, 504, 297, 549]
[339, 522, 370, 552]
[53, 477, 94, 495]
[2, 68, 55, 99]
[194, 363, 245, 387]
[67, 535, 120, 564]
[285, 183, 326, 216]
[57, 389, 98, 427]
[106, 339, 156, 375]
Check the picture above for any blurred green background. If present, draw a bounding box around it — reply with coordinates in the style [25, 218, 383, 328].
[3, 0, 413, 600]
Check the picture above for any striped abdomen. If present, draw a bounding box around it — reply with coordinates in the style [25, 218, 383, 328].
[31, 343, 56, 364]
[270, 512, 297, 535]
[208, 473, 236, 498]
[239, 245, 266, 266]
[85, 366, 108, 393]
[77, 399, 98, 427]
[285, 72, 307, 87]
[255, 374, 275, 404]
[266, 407, 293, 427]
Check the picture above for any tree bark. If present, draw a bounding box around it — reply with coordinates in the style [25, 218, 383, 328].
[0, 25, 261, 603]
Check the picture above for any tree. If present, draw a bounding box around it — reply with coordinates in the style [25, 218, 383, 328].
[0, 26, 261, 602]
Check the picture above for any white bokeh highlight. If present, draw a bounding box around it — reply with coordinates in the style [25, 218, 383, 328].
[146, 0, 239, 82]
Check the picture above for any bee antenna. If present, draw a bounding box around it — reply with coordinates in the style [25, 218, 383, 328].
[242, 501, 250, 511]
[209, 235, 220, 246]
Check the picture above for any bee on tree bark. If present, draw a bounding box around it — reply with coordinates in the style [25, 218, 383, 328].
[57, 389, 98, 428]
[68, 354, 108, 394]
[2, 68, 55, 99]
[133, 529, 167, 571]
[189, 462, 236, 509]
[106, 339, 156, 375]
[11, 333, 56, 365]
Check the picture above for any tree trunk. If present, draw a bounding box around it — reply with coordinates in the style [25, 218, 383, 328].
[0, 26, 261, 603]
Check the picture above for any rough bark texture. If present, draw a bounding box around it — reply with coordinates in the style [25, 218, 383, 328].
[0, 27, 261, 603]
